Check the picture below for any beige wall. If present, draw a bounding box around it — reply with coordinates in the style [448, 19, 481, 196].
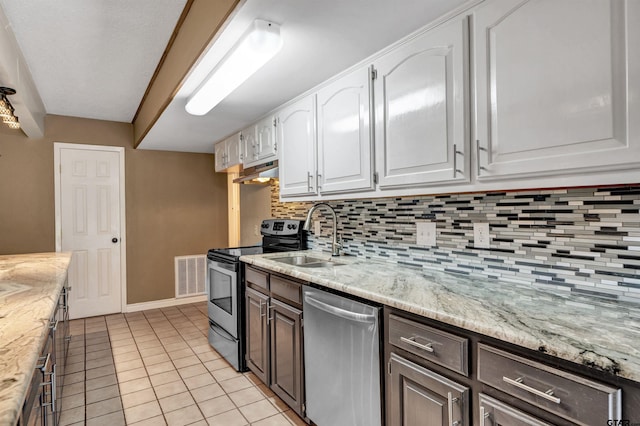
[240, 184, 271, 246]
[0, 114, 228, 304]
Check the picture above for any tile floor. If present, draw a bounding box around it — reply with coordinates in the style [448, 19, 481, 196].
[58, 303, 306, 426]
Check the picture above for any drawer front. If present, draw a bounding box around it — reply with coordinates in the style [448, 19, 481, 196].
[245, 266, 269, 292]
[477, 344, 621, 425]
[479, 393, 552, 426]
[270, 275, 302, 306]
[389, 314, 468, 376]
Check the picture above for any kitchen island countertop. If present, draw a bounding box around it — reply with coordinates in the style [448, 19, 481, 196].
[0, 252, 71, 426]
[241, 250, 640, 383]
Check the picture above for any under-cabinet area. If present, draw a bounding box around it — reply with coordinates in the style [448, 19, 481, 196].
[244, 266, 306, 419]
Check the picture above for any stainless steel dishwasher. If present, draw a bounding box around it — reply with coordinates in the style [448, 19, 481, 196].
[302, 287, 382, 426]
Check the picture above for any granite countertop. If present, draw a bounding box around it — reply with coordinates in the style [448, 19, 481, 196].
[241, 250, 640, 383]
[0, 252, 72, 426]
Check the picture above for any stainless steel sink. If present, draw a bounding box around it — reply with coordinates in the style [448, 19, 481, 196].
[272, 255, 345, 268]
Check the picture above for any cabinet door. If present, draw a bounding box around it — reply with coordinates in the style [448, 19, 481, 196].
[226, 132, 243, 167]
[474, 0, 640, 179]
[242, 125, 259, 166]
[388, 353, 469, 426]
[277, 95, 317, 197]
[214, 140, 227, 172]
[478, 394, 552, 426]
[246, 287, 270, 384]
[256, 115, 277, 163]
[374, 16, 470, 189]
[269, 299, 304, 416]
[317, 66, 373, 194]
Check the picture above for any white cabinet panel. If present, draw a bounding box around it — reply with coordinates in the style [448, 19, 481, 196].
[256, 115, 277, 164]
[317, 66, 373, 194]
[214, 132, 242, 172]
[374, 15, 469, 189]
[277, 95, 317, 197]
[242, 124, 259, 166]
[474, 0, 640, 179]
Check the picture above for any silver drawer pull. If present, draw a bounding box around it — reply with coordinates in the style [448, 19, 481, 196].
[400, 336, 434, 353]
[480, 406, 489, 426]
[503, 376, 561, 404]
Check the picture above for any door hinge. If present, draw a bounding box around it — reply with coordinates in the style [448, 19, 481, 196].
[273, 117, 278, 127]
[301, 318, 304, 328]
[388, 360, 392, 376]
[371, 66, 378, 80]
[373, 172, 379, 184]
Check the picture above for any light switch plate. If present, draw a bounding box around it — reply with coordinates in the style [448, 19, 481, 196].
[473, 222, 490, 248]
[314, 220, 321, 235]
[416, 222, 437, 246]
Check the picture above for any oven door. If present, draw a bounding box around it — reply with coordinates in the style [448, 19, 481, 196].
[207, 258, 238, 338]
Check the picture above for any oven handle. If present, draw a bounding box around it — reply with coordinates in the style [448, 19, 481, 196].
[208, 259, 237, 272]
[209, 321, 236, 343]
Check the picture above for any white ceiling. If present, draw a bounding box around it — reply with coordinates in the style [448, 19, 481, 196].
[0, 0, 187, 122]
[1, 0, 470, 152]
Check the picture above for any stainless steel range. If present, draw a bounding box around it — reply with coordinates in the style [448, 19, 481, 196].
[206, 219, 306, 371]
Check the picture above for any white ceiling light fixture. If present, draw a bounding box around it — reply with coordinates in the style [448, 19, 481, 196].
[185, 19, 283, 116]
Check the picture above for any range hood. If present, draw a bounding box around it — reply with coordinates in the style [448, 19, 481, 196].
[233, 160, 279, 184]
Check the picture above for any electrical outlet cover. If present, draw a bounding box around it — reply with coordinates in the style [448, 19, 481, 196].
[473, 222, 490, 248]
[417, 222, 437, 246]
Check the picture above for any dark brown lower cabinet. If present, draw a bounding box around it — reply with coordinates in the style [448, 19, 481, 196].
[388, 352, 469, 426]
[246, 287, 269, 384]
[244, 265, 306, 420]
[270, 298, 303, 414]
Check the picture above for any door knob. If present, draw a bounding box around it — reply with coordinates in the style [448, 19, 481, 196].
[112, 238, 118, 243]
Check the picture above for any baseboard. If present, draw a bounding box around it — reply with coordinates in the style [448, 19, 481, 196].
[125, 294, 207, 313]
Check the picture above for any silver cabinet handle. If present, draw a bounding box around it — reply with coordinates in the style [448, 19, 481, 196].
[453, 144, 463, 178]
[316, 173, 322, 190]
[259, 300, 265, 318]
[502, 376, 561, 404]
[447, 392, 460, 426]
[400, 336, 434, 353]
[480, 406, 489, 425]
[267, 304, 275, 322]
[307, 172, 313, 192]
[476, 139, 487, 176]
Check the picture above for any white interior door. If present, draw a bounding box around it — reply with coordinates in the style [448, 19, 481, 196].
[56, 144, 125, 319]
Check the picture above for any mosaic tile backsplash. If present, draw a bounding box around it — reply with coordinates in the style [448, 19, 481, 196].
[270, 182, 640, 303]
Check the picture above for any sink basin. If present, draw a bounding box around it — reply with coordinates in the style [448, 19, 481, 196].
[272, 255, 346, 268]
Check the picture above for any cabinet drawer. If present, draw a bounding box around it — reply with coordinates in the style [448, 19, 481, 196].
[389, 314, 468, 376]
[479, 393, 552, 426]
[477, 344, 621, 425]
[270, 275, 302, 306]
[246, 266, 269, 292]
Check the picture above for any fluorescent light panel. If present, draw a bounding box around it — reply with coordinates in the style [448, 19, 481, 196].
[185, 19, 283, 116]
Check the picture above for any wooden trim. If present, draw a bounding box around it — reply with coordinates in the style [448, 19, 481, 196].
[131, 0, 195, 124]
[132, 0, 242, 148]
[228, 172, 241, 246]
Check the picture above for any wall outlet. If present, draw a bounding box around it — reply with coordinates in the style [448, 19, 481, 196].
[416, 222, 437, 246]
[473, 222, 490, 248]
[314, 220, 321, 235]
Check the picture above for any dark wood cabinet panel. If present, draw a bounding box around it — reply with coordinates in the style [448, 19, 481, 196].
[246, 286, 270, 384]
[270, 298, 304, 416]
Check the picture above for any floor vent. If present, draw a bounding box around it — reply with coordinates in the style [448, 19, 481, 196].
[175, 255, 206, 298]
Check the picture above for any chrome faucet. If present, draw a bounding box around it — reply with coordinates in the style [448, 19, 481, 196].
[303, 202, 342, 256]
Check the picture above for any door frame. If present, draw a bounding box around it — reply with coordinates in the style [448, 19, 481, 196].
[53, 142, 127, 314]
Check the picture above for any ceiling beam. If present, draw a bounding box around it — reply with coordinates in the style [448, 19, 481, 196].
[0, 5, 45, 138]
[132, 0, 241, 149]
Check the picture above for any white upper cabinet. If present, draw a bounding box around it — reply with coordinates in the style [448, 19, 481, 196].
[317, 66, 374, 194]
[277, 95, 317, 197]
[374, 15, 470, 189]
[474, 0, 640, 180]
[214, 132, 243, 172]
[243, 116, 277, 167]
